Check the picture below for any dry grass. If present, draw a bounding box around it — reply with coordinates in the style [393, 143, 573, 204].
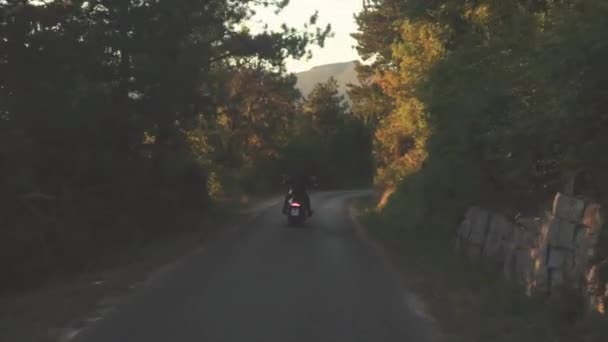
[356, 199, 608, 342]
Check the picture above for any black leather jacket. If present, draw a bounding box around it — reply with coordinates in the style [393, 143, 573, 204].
[285, 175, 314, 194]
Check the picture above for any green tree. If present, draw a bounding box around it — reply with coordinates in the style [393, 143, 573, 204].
[302, 77, 348, 136]
[281, 77, 373, 188]
[0, 0, 332, 291]
[347, 62, 393, 129]
[353, 0, 608, 227]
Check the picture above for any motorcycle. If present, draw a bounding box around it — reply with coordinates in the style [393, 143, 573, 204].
[281, 175, 318, 226]
[285, 191, 308, 226]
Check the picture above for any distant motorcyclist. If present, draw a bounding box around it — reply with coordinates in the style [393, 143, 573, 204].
[282, 174, 316, 216]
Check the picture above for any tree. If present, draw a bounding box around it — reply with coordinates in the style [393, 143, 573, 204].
[352, 0, 608, 219]
[0, 0, 333, 290]
[280, 77, 372, 188]
[347, 62, 393, 129]
[302, 77, 349, 136]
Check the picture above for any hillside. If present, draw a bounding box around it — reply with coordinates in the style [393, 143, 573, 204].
[295, 61, 358, 99]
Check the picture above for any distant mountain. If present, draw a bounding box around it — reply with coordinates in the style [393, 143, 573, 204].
[295, 61, 358, 100]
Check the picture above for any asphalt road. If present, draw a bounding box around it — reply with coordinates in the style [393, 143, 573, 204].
[73, 190, 438, 342]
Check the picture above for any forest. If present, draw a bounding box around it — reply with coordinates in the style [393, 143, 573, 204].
[351, 0, 608, 239]
[3, 0, 608, 310]
[349, 0, 608, 335]
[0, 0, 372, 292]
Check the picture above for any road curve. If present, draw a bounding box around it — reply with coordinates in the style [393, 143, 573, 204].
[73, 190, 437, 342]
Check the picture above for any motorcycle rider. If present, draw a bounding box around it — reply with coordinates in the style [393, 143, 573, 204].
[282, 174, 315, 216]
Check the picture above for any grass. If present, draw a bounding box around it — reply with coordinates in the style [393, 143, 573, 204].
[354, 198, 607, 342]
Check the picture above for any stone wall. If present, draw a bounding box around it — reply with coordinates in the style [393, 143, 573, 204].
[456, 193, 607, 314]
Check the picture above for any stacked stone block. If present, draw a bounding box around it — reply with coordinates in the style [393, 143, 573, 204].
[455, 193, 605, 314]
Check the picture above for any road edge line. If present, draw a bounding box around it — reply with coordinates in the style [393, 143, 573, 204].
[348, 202, 444, 342]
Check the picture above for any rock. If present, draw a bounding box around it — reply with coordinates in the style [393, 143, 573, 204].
[465, 206, 478, 219]
[539, 218, 551, 244]
[572, 228, 591, 280]
[547, 219, 560, 246]
[535, 266, 550, 293]
[457, 216, 472, 241]
[582, 203, 603, 248]
[53, 328, 81, 342]
[517, 217, 542, 250]
[454, 235, 463, 253]
[466, 244, 483, 260]
[517, 216, 541, 233]
[548, 247, 571, 269]
[550, 268, 565, 289]
[523, 228, 540, 249]
[548, 218, 576, 250]
[469, 208, 490, 245]
[455, 220, 467, 252]
[582, 203, 602, 231]
[483, 214, 514, 263]
[456, 196, 605, 313]
[516, 249, 535, 283]
[503, 246, 516, 280]
[586, 261, 608, 314]
[574, 226, 588, 250]
[510, 226, 524, 247]
[553, 192, 585, 222]
[564, 252, 577, 281]
[503, 226, 523, 281]
[536, 244, 549, 270]
[558, 220, 577, 249]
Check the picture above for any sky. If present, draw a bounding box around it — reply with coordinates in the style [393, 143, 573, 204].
[250, 0, 364, 73]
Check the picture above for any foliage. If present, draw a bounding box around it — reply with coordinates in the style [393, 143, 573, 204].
[282, 77, 373, 188]
[350, 2, 608, 331]
[0, 0, 333, 291]
[353, 0, 608, 224]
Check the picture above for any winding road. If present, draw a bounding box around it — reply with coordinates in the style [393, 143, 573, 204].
[74, 190, 438, 342]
